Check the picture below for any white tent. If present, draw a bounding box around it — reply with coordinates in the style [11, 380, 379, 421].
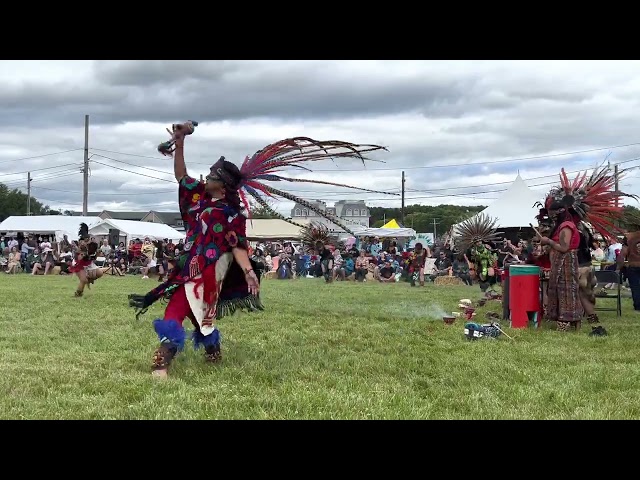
[0, 215, 102, 242]
[246, 219, 303, 240]
[454, 174, 542, 230]
[88, 219, 184, 244]
[348, 225, 417, 238]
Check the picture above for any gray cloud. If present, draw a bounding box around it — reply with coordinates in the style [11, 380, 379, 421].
[2, 60, 640, 217]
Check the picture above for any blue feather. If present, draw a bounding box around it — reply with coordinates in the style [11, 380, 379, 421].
[153, 319, 186, 351]
[243, 185, 261, 197]
[192, 328, 221, 350]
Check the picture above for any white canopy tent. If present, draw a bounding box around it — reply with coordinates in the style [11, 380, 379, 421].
[453, 174, 542, 231]
[88, 219, 184, 244]
[0, 215, 102, 242]
[246, 219, 303, 240]
[347, 225, 417, 238]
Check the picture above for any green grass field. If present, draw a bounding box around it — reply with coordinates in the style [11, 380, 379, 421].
[1, 273, 639, 419]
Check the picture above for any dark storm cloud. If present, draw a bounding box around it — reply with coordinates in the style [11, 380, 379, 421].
[0, 61, 477, 127]
[3, 60, 640, 213]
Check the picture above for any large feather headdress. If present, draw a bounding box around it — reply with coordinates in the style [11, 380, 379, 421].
[454, 213, 503, 251]
[161, 126, 395, 236]
[236, 137, 394, 236]
[538, 164, 637, 241]
[300, 221, 344, 252]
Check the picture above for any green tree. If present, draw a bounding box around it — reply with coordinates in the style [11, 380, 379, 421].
[248, 197, 280, 219]
[369, 204, 486, 238]
[620, 205, 640, 230]
[0, 183, 48, 222]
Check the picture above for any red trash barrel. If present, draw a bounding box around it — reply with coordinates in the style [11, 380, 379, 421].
[508, 264, 541, 329]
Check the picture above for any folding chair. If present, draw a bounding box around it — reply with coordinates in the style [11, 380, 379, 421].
[594, 269, 622, 316]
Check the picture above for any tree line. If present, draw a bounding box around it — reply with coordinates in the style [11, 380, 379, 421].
[370, 204, 487, 236]
[0, 183, 69, 222]
[3, 181, 640, 235]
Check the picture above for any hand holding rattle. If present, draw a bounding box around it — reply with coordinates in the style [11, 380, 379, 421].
[158, 120, 199, 156]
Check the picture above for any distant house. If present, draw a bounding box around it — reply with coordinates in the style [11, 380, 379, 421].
[289, 199, 370, 233]
[140, 211, 184, 231]
[71, 210, 145, 221]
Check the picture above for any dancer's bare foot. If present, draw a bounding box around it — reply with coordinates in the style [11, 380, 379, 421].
[151, 369, 168, 379]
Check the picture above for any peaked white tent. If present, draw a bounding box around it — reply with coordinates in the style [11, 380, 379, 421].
[88, 219, 184, 243]
[454, 174, 542, 230]
[0, 215, 102, 242]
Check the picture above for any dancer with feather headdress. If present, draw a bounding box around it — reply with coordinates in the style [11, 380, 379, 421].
[68, 223, 102, 297]
[300, 221, 343, 282]
[128, 121, 389, 377]
[533, 163, 635, 335]
[455, 213, 502, 292]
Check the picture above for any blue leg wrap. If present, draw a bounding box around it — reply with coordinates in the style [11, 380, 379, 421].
[192, 328, 221, 350]
[153, 319, 186, 351]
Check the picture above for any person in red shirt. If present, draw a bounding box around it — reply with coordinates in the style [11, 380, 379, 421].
[534, 164, 633, 336]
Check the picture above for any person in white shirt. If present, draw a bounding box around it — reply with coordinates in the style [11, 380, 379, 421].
[606, 241, 622, 263]
[591, 241, 605, 261]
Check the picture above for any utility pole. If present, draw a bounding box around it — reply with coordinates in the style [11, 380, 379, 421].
[432, 218, 441, 240]
[83, 114, 89, 216]
[614, 163, 619, 228]
[27, 172, 32, 215]
[401, 171, 405, 225]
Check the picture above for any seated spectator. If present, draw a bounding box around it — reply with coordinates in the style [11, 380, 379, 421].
[251, 247, 269, 279]
[276, 253, 293, 279]
[5, 246, 21, 274]
[452, 253, 473, 285]
[332, 250, 344, 281]
[26, 248, 41, 272]
[429, 251, 452, 281]
[342, 254, 355, 280]
[32, 248, 57, 275]
[378, 260, 396, 283]
[139, 238, 156, 279]
[354, 250, 370, 282]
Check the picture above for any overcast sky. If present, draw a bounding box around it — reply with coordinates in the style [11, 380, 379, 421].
[2, 60, 640, 218]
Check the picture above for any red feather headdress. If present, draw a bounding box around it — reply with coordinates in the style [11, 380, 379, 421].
[540, 163, 637, 241]
[214, 136, 393, 236]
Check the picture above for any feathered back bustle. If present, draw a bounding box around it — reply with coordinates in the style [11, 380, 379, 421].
[543, 163, 638, 240]
[78, 222, 89, 240]
[300, 221, 344, 252]
[454, 213, 503, 251]
[237, 137, 391, 236]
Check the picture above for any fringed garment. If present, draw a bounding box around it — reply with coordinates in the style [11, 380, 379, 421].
[409, 249, 426, 284]
[546, 222, 583, 327]
[68, 239, 100, 277]
[470, 245, 497, 281]
[131, 175, 263, 333]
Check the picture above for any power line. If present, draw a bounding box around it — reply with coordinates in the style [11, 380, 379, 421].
[2, 170, 81, 188]
[401, 156, 640, 195]
[90, 160, 175, 183]
[89, 141, 640, 172]
[2, 163, 83, 177]
[90, 153, 176, 177]
[0, 148, 83, 166]
[31, 185, 177, 196]
[12, 151, 640, 211]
